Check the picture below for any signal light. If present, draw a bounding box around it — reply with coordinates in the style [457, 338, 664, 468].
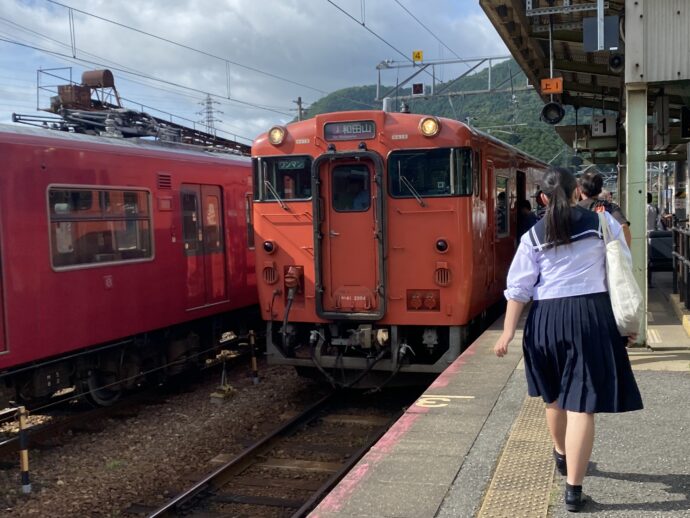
[412, 83, 424, 96]
[435, 239, 449, 253]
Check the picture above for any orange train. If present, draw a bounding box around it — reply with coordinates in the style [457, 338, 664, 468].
[251, 110, 548, 387]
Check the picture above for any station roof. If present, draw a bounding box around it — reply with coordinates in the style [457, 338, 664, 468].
[479, 0, 688, 163]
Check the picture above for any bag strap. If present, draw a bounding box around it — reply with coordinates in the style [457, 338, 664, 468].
[598, 212, 612, 244]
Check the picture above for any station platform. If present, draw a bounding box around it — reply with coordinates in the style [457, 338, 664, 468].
[310, 272, 690, 517]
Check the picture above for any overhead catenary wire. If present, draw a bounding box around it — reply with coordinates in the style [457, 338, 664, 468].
[392, 0, 471, 69]
[326, 0, 413, 63]
[0, 16, 294, 119]
[41, 0, 377, 110]
[0, 37, 293, 118]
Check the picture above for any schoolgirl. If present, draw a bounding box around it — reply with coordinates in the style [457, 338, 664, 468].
[494, 168, 643, 512]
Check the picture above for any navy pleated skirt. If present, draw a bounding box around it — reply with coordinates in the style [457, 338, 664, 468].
[523, 291, 643, 413]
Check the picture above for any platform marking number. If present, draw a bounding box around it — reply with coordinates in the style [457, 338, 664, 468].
[416, 395, 474, 408]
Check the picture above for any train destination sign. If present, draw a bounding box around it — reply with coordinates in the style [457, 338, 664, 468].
[324, 120, 376, 141]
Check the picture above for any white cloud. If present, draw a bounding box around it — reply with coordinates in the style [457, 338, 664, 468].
[0, 0, 507, 141]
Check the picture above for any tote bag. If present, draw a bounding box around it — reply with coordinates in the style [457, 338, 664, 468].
[599, 212, 643, 335]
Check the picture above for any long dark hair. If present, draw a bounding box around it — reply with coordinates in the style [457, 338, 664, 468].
[542, 168, 577, 246]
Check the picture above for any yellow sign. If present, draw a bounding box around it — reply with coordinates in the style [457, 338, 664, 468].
[412, 50, 424, 62]
[541, 77, 563, 94]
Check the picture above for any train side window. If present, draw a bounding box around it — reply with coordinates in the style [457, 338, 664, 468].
[182, 192, 200, 254]
[204, 194, 223, 252]
[495, 176, 509, 237]
[473, 151, 481, 197]
[49, 187, 152, 269]
[245, 193, 255, 249]
[251, 159, 261, 201]
[389, 148, 472, 198]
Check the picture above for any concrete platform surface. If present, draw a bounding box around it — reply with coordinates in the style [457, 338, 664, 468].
[310, 273, 690, 517]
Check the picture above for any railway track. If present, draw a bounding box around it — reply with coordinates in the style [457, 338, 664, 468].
[143, 388, 419, 518]
[0, 349, 251, 460]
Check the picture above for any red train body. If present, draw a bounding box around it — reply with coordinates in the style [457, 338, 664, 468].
[251, 110, 548, 387]
[0, 124, 257, 404]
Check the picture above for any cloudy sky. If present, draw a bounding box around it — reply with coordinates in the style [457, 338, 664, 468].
[0, 0, 507, 144]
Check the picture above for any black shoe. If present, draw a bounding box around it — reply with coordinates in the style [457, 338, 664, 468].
[553, 448, 567, 476]
[565, 485, 587, 512]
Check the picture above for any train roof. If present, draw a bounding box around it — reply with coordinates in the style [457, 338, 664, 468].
[0, 123, 250, 165]
[256, 110, 547, 168]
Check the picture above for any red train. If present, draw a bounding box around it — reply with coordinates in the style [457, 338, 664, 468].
[251, 110, 548, 387]
[0, 124, 257, 405]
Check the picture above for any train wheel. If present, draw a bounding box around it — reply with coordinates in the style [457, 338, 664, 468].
[82, 369, 122, 407]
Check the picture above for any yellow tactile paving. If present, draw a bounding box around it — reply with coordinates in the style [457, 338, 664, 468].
[476, 396, 554, 518]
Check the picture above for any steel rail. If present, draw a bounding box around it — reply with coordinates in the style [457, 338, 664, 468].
[147, 391, 338, 517]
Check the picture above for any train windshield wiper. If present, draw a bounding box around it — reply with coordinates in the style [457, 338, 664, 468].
[261, 161, 288, 210]
[399, 175, 426, 207]
[264, 180, 288, 210]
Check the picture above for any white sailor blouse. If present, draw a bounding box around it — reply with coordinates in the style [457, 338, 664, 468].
[504, 206, 631, 302]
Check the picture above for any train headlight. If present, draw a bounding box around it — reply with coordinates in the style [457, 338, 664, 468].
[435, 239, 449, 253]
[419, 116, 440, 137]
[268, 126, 286, 145]
[263, 240, 277, 254]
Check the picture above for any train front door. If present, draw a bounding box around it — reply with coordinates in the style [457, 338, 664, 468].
[315, 155, 385, 319]
[181, 184, 227, 309]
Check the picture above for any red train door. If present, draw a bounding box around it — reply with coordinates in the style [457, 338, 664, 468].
[181, 184, 227, 309]
[0, 253, 6, 353]
[315, 154, 385, 319]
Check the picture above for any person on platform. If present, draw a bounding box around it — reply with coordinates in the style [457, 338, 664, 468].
[577, 172, 632, 247]
[494, 168, 643, 513]
[647, 192, 661, 232]
[517, 199, 538, 238]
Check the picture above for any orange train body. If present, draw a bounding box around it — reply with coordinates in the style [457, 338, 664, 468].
[251, 110, 548, 386]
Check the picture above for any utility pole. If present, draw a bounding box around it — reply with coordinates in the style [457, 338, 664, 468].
[293, 97, 305, 121]
[198, 94, 222, 136]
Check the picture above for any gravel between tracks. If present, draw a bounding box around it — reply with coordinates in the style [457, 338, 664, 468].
[0, 365, 327, 517]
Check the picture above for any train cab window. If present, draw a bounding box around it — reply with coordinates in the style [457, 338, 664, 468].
[388, 148, 472, 198]
[332, 165, 370, 212]
[252, 156, 312, 201]
[48, 187, 152, 269]
[495, 176, 509, 237]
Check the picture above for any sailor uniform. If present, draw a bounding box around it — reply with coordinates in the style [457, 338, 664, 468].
[505, 206, 643, 414]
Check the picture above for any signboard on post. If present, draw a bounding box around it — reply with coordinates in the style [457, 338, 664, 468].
[541, 77, 563, 94]
[591, 115, 617, 137]
[412, 50, 423, 62]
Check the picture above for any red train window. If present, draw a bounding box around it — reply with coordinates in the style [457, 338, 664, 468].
[49, 187, 152, 269]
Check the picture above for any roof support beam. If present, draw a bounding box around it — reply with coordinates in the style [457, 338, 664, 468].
[552, 59, 620, 78]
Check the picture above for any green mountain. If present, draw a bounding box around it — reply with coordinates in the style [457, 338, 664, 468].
[305, 59, 578, 166]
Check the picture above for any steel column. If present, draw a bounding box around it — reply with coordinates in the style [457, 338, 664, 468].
[625, 84, 648, 344]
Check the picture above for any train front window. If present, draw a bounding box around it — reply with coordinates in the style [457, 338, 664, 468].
[388, 148, 472, 198]
[252, 156, 312, 201]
